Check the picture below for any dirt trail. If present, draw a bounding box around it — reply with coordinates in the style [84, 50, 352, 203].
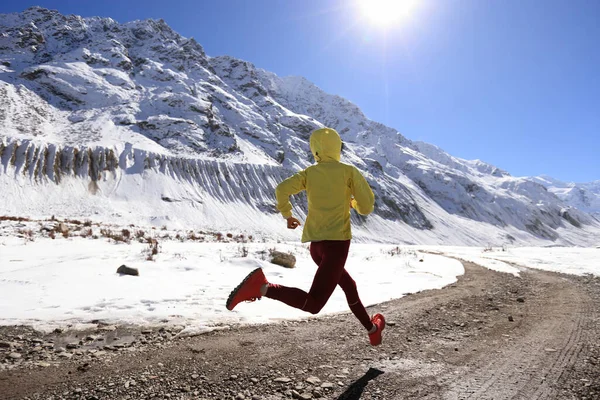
[440, 268, 593, 400]
[1, 261, 599, 400]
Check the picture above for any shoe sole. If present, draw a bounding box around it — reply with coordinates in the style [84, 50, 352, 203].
[226, 267, 263, 311]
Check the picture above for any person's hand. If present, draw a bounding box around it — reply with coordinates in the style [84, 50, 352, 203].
[287, 217, 301, 229]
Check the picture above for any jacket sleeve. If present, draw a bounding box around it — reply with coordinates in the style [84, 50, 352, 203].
[350, 166, 375, 216]
[275, 170, 307, 218]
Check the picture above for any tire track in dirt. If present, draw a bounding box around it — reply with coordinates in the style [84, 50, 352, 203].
[440, 268, 594, 400]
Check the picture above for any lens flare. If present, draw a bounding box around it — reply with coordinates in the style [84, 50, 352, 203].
[356, 0, 419, 28]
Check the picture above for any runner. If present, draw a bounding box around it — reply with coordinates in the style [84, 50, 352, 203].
[226, 127, 385, 345]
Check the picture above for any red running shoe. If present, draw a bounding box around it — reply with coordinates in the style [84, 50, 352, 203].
[226, 268, 268, 311]
[369, 313, 386, 346]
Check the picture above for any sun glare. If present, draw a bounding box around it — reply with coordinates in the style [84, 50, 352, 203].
[357, 0, 419, 28]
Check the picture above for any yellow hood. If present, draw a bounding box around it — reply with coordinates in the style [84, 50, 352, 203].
[310, 128, 341, 163]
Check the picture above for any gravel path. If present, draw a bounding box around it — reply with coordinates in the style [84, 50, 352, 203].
[1, 261, 599, 400]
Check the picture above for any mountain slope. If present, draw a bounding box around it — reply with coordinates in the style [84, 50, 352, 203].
[1, 7, 598, 246]
[529, 176, 600, 220]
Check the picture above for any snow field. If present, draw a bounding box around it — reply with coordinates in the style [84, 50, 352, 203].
[424, 245, 600, 277]
[0, 237, 463, 332]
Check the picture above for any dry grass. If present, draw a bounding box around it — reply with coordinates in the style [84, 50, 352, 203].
[387, 246, 417, 257]
[0, 216, 31, 222]
[192, 231, 208, 242]
[17, 228, 34, 241]
[187, 231, 199, 241]
[81, 228, 93, 238]
[237, 245, 249, 257]
[145, 238, 160, 261]
[100, 228, 131, 243]
[2, 215, 255, 248]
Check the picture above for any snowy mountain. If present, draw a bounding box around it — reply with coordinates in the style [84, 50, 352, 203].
[1, 7, 599, 246]
[529, 176, 600, 220]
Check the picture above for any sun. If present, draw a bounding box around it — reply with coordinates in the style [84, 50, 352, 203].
[356, 0, 419, 29]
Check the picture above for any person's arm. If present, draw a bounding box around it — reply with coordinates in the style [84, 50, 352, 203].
[350, 167, 375, 215]
[275, 170, 307, 227]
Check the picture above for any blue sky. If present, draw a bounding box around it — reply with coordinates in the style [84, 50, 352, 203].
[1, 0, 598, 182]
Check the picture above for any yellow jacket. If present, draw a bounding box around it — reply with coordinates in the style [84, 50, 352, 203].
[276, 128, 375, 242]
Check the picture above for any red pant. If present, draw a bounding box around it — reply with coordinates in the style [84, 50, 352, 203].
[265, 240, 373, 330]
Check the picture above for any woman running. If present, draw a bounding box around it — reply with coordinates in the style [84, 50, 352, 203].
[226, 127, 385, 345]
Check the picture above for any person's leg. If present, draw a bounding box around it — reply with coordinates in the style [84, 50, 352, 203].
[338, 270, 374, 331]
[338, 271, 385, 345]
[309, 241, 323, 265]
[265, 240, 349, 314]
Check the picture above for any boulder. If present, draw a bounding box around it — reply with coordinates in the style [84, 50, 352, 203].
[117, 264, 139, 276]
[270, 251, 296, 269]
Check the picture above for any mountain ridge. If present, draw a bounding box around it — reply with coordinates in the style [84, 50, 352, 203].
[1, 7, 598, 246]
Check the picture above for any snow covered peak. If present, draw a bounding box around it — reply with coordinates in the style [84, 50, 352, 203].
[412, 141, 510, 178]
[529, 176, 600, 219]
[530, 175, 574, 187]
[0, 7, 207, 71]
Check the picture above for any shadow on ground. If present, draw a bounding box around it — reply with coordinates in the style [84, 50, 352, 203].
[336, 367, 385, 400]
